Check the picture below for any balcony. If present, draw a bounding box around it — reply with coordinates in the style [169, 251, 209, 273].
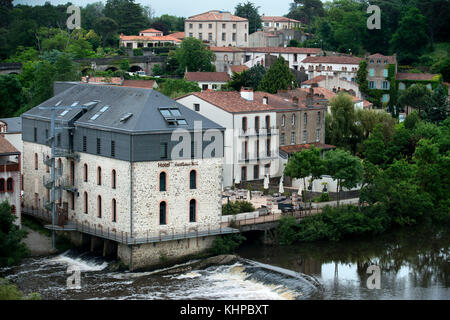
[54, 147, 79, 160]
[43, 176, 54, 189]
[59, 177, 77, 193]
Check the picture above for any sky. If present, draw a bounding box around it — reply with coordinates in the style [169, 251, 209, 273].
[13, 0, 296, 17]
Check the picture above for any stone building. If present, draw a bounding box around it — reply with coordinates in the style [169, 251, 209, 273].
[261, 15, 301, 32]
[366, 53, 397, 104]
[300, 55, 362, 81]
[0, 135, 21, 226]
[185, 10, 249, 47]
[21, 83, 232, 270]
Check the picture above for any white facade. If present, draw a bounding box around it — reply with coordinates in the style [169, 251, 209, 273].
[243, 50, 320, 71]
[176, 95, 281, 187]
[196, 81, 228, 91]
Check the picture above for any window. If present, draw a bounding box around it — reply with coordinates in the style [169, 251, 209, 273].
[281, 115, 285, 127]
[369, 69, 375, 77]
[265, 115, 270, 129]
[159, 201, 167, 225]
[245, 33, 247, 42]
[317, 112, 321, 126]
[399, 82, 406, 90]
[194, 103, 200, 111]
[6, 178, 13, 192]
[381, 94, 389, 103]
[377, 59, 381, 64]
[291, 114, 295, 125]
[222, 33, 226, 41]
[96, 138, 101, 154]
[382, 81, 390, 90]
[198, 32, 202, 40]
[384, 60, 388, 64]
[97, 166, 102, 185]
[304, 113, 307, 126]
[46, 156, 50, 173]
[369, 59, 374, 64]
[111, 141, 115, 157]
[83, 136, 87, 152]
[208, 33, 213, 41]
[57, 158, 63, 176]
[0, 179, 4, 192]
[97, 195, 102, 218]
[232, 33, 236, 41]
[266, 139, 271, 157]
[83, 192, 88, 214]
[255, 116, 260, 133]
[189, 199, 196, 222]
[242, 117, 247, 133]
[189, 23, 193, 29]
[112, 169, 116, 189]
[112, 199, 117, 222]
[241, 166, 247, 181]
[253, 165, 259, 180]
[303, 130, 307, 143]
[70, 192, 75, 210]
[208, 23, 212, 29]
[369, 81, 375, 89]
[383, 69, 388, 77]
[160, 142, 168, 159]
[57, 134, 61, 147]
[70, 161, 75, 185]
[199, 23, 202, 29]
[427, 83, 432, 90]
[34, 127, 37, 142]
[189, 32, 193, 37]
[190, 170, 197, 189]
[316, 129, 320, 142]
[256, 140, 260, 157]
[159, 172, 167, 191]
[34, 153, 38, 170]
[280, 133, 285, 146]
[291, 132, 295, 145]
[84, 164, 88, 182]
[233, 23, 236, 29]
[222, 23, 226, 28]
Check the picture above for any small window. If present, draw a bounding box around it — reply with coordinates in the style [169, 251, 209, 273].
[159, 172, 167, 191]
[34, 153, 38, 170]
[0, 179, 4, 192]
[189, 199, 196, 222]
[84, 164, 88, 182]
[304, 113, 308, 126]
[316, 128, 320, 142]
[83, 136, 87, 152]
[112, 169, 116, 189]
[160, 109, 171, 117]
[177, 119, 187, 125]
[241, 166, 247, 181]
[159, 201, 167, 225]
[111, 140, 115, 157]
[291, 114, 295, 125]
[280, 133, 285, 146]
[303, 130, 307, 143]
[97, 195, 102, 218]
[6, 178, 13, 192]
[160, 142, 168, 159]
[97, 166, 102, 185]
[112, 199, 117, 222]
[57, 133, 61, 147]
[291, 132, 295, 145]
[190, 170, 197, 189]
[84, 192, 88, 214]
[194, 104, 200, 112]
[281, 115, 285, 127]
[170, 109, 181, 116]
[34, 127, 37, 142]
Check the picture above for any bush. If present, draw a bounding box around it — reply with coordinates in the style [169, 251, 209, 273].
[0, 278, 41, 300]
[277, 216, 298, 245]
[222, 201, 255, 215]
[313, 192, 330, 203]
[209, 234, 246, 255]
[132, 48, 143, 56]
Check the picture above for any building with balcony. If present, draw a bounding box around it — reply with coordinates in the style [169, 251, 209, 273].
[300, 55, 362, 81]
[21, 83, 231, 270]
[185, 10, 249, 47]
[176, 89, 283, 187]
[0, 135, 21, 225]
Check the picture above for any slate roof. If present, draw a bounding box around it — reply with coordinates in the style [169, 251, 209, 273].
[22, 84, 223, 134]
[0, 117, 22, 133]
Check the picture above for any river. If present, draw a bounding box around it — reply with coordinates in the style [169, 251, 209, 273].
[1, 225, 449, 300]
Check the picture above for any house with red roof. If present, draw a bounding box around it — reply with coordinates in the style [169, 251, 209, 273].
[300, 55, 362, 82]
[119, 28, 181, 49]
[261, 15, 301, 32]
[185, 72, 230, 91]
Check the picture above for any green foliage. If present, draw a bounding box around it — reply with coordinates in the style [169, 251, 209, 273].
[397, 84, 432, 118]
[313, 192, 330, 203]
[227, 64, 266, 91]
[222, 201, 255, 215]
[151, 64, 163, 76]
[0, 278, 41, 300]
[0, 201, 29, 267]
[277, 216, 298, 245]
[0, 74, 27, 118]
[119, 59, 130, 71]
[425, 85, 449, 124]
[258, 56, 297, 94]
[132, 48, 143, 56]
[209, 234, 246, 255]
[431, 57, 450, 82]
[155, 78, 200, 99]
[234, 1, 262, 34]
[174, 37, 215, 73]
[103, 0, 148, 35]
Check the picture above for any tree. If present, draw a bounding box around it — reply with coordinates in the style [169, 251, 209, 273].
[0, 201, 29, 267]
[362, 124, 388, 166]
[324, 149, 363, 206]
[0, 74, 27, 118]
[81, 2, 105, 31]
[356, 60, 369, 97]
[325, 92, 361, 153]
[174, 37, 215, 73]
[390, 7, 429, 65]
[234, 1, 262, 34]
[94, 17, 118, 47]
[287, 0, 324, 26]
[397, 84, 432, 118]
[431, 57, 450, 83]
[355, 109, 396, 142]
[425, 85, 449, 124]
[283, 146, 325, 204]
[104, 0, 148, 35]
[227, 64, 265, 91]
[258, 56, 297, 94]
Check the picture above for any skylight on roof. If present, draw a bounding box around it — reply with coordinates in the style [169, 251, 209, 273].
[99, 106, 109, 113]
[160, 109, 171, 117]
[120, 113, 133, 122]
[170, 108, 181, 116]
[89, 105, 110, 120]
[177, 119, 187, 125]
[60, 110, 70, 116]
[90, 113, 100, 120]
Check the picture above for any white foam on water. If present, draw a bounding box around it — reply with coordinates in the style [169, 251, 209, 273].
[170, 271, 202, 280]
[48, 251, 108, 272]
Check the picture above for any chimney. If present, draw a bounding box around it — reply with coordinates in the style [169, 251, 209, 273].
[263, 96, 268, 105]
[240, 88, 254, 101]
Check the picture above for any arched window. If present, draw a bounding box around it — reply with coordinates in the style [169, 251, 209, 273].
[291, 114, 295, 125]
[254, 116, 260, 133]
[84, 164, 88, 182]
[159, 201, 167, 225]
[242, 117, 247, 133]
[97, 167, 102, 185]
[112, 199, 117, 222]
[34, 153, 38, 170]
[159, 172, 167, 191]
[0, 179, 4, 192]
[112, 170, 116, 189]
[281, 115, 285, 127]
[6, 178, 13, 191]
[189, 199, 197, 222]
[97, 195, 102, 218]
[83, 192, 88, 214]
[190, 170, 197, 189]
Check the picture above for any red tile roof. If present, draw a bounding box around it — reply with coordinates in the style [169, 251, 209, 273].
[169, 31, 185, 40]
[140, 28, 162, 34]
[244, 47, 322, 54]
[229, 65, 249, 73]
[177, 91, 281, 113]
[302, 75, 327, 85]
[280, 142, 335, 154]
[187, 10, 248, 22]
[367, 53, 397, 64]
[119, 35, 181, 42]
[0, 135, 19, 155]
[208, 46, 244, 52]
[253, 92, 306, 109]
[261, 16, 301, 23]
[185, 72, 230, 82]
[81, 76, 122, 85]
[396, 73, 437, 81]
[122, 80, 156, 89]
[302, 56, 362, 64]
